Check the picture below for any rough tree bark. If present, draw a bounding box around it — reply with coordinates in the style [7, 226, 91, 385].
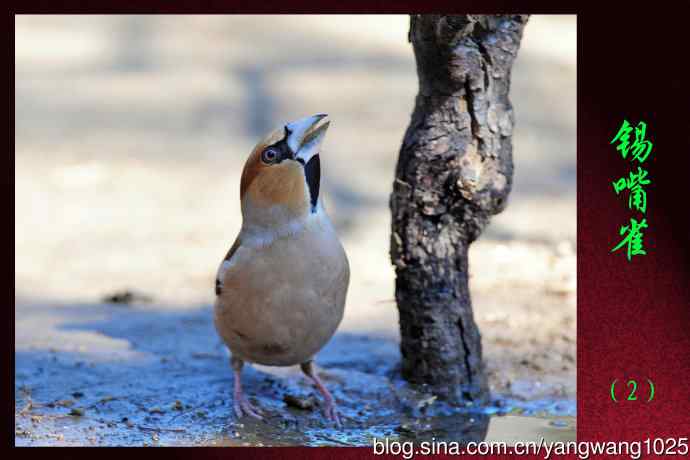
[390, 15, 529, 404]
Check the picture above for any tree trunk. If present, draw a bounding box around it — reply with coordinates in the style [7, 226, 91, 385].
[390, 14, 528, 404]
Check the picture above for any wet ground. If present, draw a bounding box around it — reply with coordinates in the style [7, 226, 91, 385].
[15, 300, 574, 446]
[15, 15, 576, 446]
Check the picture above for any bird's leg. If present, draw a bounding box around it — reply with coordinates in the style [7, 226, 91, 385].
[300, 361, 341, 427]
[231, 356, 263, 420]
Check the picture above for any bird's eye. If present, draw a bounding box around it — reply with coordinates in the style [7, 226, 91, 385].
[261, 148, 279, 164]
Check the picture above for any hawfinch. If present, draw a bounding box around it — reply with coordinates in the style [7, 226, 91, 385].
[214, 114, 350, 426]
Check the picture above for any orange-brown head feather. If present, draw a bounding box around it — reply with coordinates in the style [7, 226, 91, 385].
[238, 115, 330, 232]
[239, 129, 310, 226]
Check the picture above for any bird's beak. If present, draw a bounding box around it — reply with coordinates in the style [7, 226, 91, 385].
[285, 114, 330, 164]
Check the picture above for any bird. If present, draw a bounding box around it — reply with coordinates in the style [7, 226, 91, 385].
[213, 114, 350, 426]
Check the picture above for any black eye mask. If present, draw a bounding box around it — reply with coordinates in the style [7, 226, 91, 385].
[263, 137, 293, 164]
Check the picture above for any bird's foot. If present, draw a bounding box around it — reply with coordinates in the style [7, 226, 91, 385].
[322, 398, 342, 428]
[301, 361, 342, 428]
[231, 357, 263, 420]
[233, 393, 263, 420]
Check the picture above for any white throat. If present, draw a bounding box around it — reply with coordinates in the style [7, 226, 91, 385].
[240, 200, 332, 247]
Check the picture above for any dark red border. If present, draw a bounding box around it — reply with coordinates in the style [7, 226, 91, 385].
[11, 2, 577, 14]
[9, 4, 690, 460]
[577, 10, 690, 448]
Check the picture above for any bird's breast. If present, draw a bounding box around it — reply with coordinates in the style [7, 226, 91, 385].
[214, 218, 349, 366]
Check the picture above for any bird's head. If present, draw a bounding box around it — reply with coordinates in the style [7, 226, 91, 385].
[239, 114, 330, 231]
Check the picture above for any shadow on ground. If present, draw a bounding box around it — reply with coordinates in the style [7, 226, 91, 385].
[15, 301, 574, 446]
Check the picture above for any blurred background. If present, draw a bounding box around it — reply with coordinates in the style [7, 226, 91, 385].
[15, 15, 576, 445]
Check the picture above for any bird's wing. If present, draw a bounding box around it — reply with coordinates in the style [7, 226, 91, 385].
[215, 236, 242, 296]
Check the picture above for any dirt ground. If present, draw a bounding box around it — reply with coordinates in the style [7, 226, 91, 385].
[14, 15, 576, 446]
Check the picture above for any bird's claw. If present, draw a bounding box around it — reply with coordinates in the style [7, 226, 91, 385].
[323, 401, 342, 428]
[234, 396, 263, 420]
